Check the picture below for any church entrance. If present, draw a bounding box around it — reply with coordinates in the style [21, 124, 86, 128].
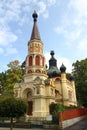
[27, 101, 33, 115]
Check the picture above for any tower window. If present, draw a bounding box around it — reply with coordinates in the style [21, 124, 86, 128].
[37, 87, 40, 94]
[51, 88, 53, 95]
[35, 69, 41, 73]
[29, 56, 32, 66]
[42, 57, 44, 66]
[28, 70, 32, 73]
[68, 90, 72, 101]
[35, 55, 40, 66]
[27, 91, 32, 98]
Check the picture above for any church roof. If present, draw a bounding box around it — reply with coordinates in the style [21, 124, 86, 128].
[47, 50, 60, 78]
[30, 10, 41, 41]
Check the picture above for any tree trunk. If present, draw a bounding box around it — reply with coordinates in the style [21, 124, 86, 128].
[10, 117, 13, 130]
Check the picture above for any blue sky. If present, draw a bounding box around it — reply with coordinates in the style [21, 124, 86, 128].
[0, 0, 87, 73]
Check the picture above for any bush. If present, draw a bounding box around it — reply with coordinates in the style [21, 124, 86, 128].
[49, 103, 77, 124]
[49, 103, 77, 114]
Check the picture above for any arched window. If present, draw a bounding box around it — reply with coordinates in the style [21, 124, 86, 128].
[55, 77, 61, 81]
[35, 55, 40, 66]
[68, 90, 72, 101]
[42, 57, 44, 66]
[29, 56, 32, 66]
[27, 91, 32, 98]
[35, 69, 41, 73]
[28, 70, 32, 73]
[37, 87, 40, 94]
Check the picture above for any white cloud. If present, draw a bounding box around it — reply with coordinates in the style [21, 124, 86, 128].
[57, 57, 72, 73]
[0, 0, 57, 46]
[43, 11, 49, 18]
[68, 0, 87, 26]
[5, 47, 18, 56]
[0, 29, 17, 46]
[37, 1, 49, 18]
[0, 0, 58, 26]
[78, 40, 87, 51]
[77, 39, 87, 58]
[55, 26, 81, 44]
[46, 0, 57, 6]
[44, 51, 72, 72]
[69, 0, 87, 17]
[54, 0, 87, 47]
[55, 26, 67, 34]
[33, 0, 57, 18]
[65, 30, 81, 44]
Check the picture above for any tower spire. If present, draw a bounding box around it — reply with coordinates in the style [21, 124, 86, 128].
[30, 10, 41, 41]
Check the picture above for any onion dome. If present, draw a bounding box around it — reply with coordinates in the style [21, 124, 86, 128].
[30, 10, 41, 41]
[47, 50, 60, 78]
[21, 60, 26, 69]
[69, 74, 74, 81]
[60, 63, 66, 73]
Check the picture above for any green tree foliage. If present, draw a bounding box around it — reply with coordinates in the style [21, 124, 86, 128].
[0, 97, 27, 130]
[66, 73, 71, 80]
[72, 59, 87, 107]
[49, 103, 77, 124]
[49, 103, 77, 114]
[0, 60, 23, 95]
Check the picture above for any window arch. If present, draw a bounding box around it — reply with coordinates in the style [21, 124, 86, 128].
[35, 55, 40, 66]
[35, 69, 41, 73]
[42, 57, 44, 66]
[68, 90, 72, 101]
[28, 70, 32, 73]
[27, 91, 32, 98]
[37, 87, 40, 94]
[29, 56, 32, 66]
[55, 77, 61, 81]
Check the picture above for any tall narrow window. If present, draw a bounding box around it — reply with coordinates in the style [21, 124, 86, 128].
[68, 90, 72, 101]
[29, 56, 32, 66]
[35, 55, 40, 66]
[27, 91, 32, 98]
[42, 57, 44, 66]
[37, 87, 40, 94]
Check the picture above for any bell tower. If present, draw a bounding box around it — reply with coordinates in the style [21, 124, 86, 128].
[24, 11, 48, 83]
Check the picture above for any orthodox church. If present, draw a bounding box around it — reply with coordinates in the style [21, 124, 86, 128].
[14, 11, 77, 119]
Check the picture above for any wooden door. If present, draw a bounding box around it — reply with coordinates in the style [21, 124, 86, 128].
[27, 101, 33, 115]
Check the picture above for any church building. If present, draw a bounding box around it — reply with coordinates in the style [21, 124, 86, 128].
[14, 11, 77, 120]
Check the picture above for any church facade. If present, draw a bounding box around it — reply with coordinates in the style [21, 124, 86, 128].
[14, 11, 77, 119]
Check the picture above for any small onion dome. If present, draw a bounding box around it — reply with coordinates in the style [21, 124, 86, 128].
[69, 75, 74, 81]
[32, 10, 38, 22]
[60, 63, 66, 73]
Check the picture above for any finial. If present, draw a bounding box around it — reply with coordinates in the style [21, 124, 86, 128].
[50, 50, 54, 58]
[32, 10, 38, 22]
[60, 63, 66, 73]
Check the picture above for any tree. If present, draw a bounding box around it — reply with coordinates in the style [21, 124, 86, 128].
[0, 60, 23, 96]
[0, 96, 27, 130]
[72, 59, 87, 107]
